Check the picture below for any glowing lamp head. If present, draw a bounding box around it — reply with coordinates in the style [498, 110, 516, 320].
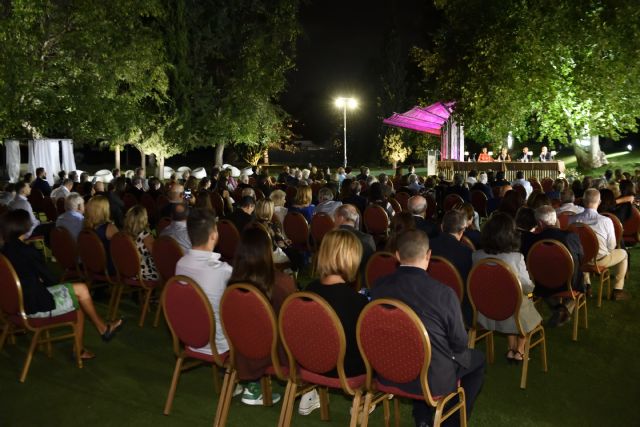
[348, 98, 358, 109]
[627, 144, 633, 151]
[335, 97, 357, 109]
[335, 98, 346, 108]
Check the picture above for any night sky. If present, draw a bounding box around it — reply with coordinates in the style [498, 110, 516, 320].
[281, 0, 439, 156]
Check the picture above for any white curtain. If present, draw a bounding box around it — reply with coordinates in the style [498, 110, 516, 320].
[60, 139, 76, 173]
[28, 139, 60, 185]
[5, 139, 21, 183]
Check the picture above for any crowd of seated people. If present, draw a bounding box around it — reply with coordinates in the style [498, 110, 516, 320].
[0, 161, 638, 427]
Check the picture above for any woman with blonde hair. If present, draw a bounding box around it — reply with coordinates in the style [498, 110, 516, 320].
[255, 199, 304, 270]
[306, 229, 367, 377]
[123, 205, 159, 281]
[84, 195, 119, 274]
[289, 185, 315, 222]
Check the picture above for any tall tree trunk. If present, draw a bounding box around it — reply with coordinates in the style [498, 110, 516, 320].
[391, 159, 398, 170]
[573, 135, 607, 170]
[139, 147, 146, 174]
[157, 155, 165, 180]
[262, 149, 269, 165]
[114, 145, 121, 170]
[215, 143, 226, 167]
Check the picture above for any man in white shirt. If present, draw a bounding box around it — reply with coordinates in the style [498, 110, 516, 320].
[511, 171, 533, 199]
[556, 189, 584, 215]
[50, 178, 73, 202]
[568, 188, 629, 300]
[175, 208, 232, 355]
[160, 202, 191, 254]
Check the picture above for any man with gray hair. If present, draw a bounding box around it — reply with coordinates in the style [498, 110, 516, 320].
[314, 187, 342, 217]
[522, 205, 585, 326]
[471, 172, 493, 199]
[556, 189, 584, 215]
[55, 193, 85, 241]
[407, 195, 439, 238]
[333, 204, 375, 276]
[569, 188, 629, 300]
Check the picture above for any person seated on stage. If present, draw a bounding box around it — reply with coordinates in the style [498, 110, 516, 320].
[520, 147, 533, 162]
[497, 147, 512, 161]
[539, 146, 552, 162]
[477, 147, 493, 162]
[371, 229, 485, 427]
[1, 209, 123, 360]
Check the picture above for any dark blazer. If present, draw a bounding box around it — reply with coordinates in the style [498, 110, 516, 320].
[2, 239, 57, 314]
[371, 266, 471, 396]
[339, 224, 375, 271]
[521, 227, 585, 294]
[413, 216, 440, 239]
[471, 182, 493, 200]
[229, 209, 254, 233]
[342, 195, 367, 216]
[33, 177, 52, 197]
[446, 185, 471, 203]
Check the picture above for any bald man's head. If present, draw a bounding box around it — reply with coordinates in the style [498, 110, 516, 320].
[407, 195, 427, 217]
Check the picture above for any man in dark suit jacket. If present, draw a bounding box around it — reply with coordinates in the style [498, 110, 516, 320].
[334, 204, 375, 276]
[371, 230, 484, 427]
[429, 210, 474, 325]
[445, 174, 471, 203]
[341, 181, 368, 215]
[228, 196, 255, 232]
[32, 167, 52, 197]
[522, 205, 584, 327]
[407, 195, 439, 238]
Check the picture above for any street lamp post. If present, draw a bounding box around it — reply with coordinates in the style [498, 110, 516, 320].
[335, 97, 357, 168]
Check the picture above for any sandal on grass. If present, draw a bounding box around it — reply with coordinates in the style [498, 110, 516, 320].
[80, 349, 96, 360]
[101, 319, 124, 343]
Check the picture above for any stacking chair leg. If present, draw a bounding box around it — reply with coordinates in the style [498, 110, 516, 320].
[382, 396, 391, 427]
[319, 386, 331, 421]
[393, 398, 401, 427]
[212, 364, 222, 393]
[261, 376, 273, 406]
[520, 334, 532, 389]
[153, 302, 163, 327]
[138, 288, 153, 327]
[278, 380, 298, 427]
[20, 330, 42, 383]
[572, 294, 588, 341]
[0, 322, 9, 350]
[358, 391, 374, 427]
[348, 389, 363, 427]
[44, 330, 53, 357]
[164, 356, 184, 415]
[213, 368, 237, 427]
[73, 324, 83, 369]
[109, 285, 125, 321]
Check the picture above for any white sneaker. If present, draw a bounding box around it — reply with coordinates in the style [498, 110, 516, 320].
[298, 389, 321, 415]
[232, 383, 244, 397]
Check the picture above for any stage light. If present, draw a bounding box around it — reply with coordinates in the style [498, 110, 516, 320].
[627, 144, 633, 151]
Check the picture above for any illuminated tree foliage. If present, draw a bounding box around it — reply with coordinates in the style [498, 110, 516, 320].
[381, 129, 411, 169]
[414, 0, 640, 168]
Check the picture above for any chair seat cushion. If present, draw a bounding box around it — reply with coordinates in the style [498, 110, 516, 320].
[265, 365, 290, 379]
[184, 347, 229, 364]
[373, 378, 448, 401]
[298, 367, 365, 390]
[581, 264, 607, 274]
[9, 311, 78, 328]
[122, 277, 160, 288]
[553, 290, 583, 299]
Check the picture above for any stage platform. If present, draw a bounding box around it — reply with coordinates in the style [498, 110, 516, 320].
[437, 160, 565, 181]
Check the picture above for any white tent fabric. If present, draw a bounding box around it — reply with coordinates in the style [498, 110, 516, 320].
[60, 139, 76, 173]
[5, 139, 21, 183]
[28, 139, 60, 185]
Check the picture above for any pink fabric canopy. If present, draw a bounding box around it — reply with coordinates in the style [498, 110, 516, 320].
[383, 101, 454, 135]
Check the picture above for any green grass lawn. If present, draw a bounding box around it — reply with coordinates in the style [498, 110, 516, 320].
[1, 248, 639, 426]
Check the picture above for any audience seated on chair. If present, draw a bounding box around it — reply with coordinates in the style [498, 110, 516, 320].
[229, 196, 256, 232]
[227, 227, 297, 408]
[175, 207, 232, 356]
[55, 193, 85, 242]
[32, 167, 52, 197]
[371, 229, 485, 427]
[9, 182, 53, 239]
[333, 204, 375, 274]
[159, 202, 191, 253]
[472, 213, 542, 362]
[568, 188, 630, 301]
[408, 195, 439, 238]
[84, 195, 119, 275]
[288, 185, 315, 223]
[306, 229, 368, 377]
[123, 205, 159, 282]
[51, 178, 73, 202]
[1, 209, 122, 360]
[522, 206, 585, 326]
[556, 189, 584, 215]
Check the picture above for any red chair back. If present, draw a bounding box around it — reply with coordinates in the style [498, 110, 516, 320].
[152, 236, 184, 283]
[389, 198, 402, 214]
[512, 184, 526, 201]
[365, 251, 399, 288]
[56, 197, 66, 215]
[601, 212, 623, 248]
[280, 292, 349, 388]
[622, 206, 640, 245]
[0, 254, 22, 319]
[156, 217, 172, 234]
[141, 193, 158, 223]
[78, 229, 108, 276]
[425, 193, 437, 220]
[394, 192, 410, 211]
[557, 211, 574, 230]
[526, 239, 574, 292]
[541, 178, 553, 193]
[470, 190, 487, 217]
[162, 275, 223, 363]
[363, 205, 389, 235]
[210, 192, 225, 217]
[461, 235, 476, 251]
[357, 299, 437, 405]
[283, 212, 310, 251]
[467, 258, 522, 325]
[110, 232, 141, 278]
[221, 284, 284, 379]
[50, 227, 78, 271]
[43, 197, 58, 222]
[443, 194, 464, 212]
[530, 180, 543, 192]
[567, 223, 598, 265]
[215, 219, 240, 262]
[310, 213, 334, 247]
[28, 188, 45, 212]
[427, 256, 464, 302]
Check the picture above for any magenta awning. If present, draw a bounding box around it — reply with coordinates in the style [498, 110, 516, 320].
[383, 101, 454, 135]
